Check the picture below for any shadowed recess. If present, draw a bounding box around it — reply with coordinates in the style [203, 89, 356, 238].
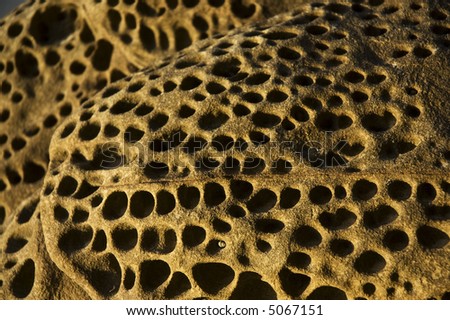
[164, 272, 192, 299]
[140, 260, 171, 292]
[87, 253, 121, 297]
[58, 226, 94, 254]
[192, 262, 235, 295]
[230, 272, 277, 299]
[279, 268, 311, 297]
[307, 286, 347, 300]
[11, 259, 35, 298]
[293, 225, 322, 248]
[130, 191, 154, 218]
[354, 251, 386, 274]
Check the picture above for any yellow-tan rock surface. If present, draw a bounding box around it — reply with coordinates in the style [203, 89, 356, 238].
[0, 0, 449, 300]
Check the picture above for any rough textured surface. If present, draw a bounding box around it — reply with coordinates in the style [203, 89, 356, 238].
[1, 0, 449, 300]
[0, 0, 286, 233]
[0, 194, 90, 299]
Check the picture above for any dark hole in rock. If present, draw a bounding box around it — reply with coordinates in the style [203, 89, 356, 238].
[57, 176, 78, 196]
[124, 268, 135, 290]
[182, 225, 206, 247]
[58, 226, 93, 254]
[242, 92, 263, 103]
[165, 272, 192, 298]
[79, 123, 100, 141]
[124, 127, 145, 143]
[73, 181, 99, 199]
[363, 283, 376, 295]
[330, 238, 354, 256]
[364, 25, 387, 37]
[206, 82, 226, 94]
[212, 218, 231, 233]
[227, 205, 246, 218]
[72, 208, 89, 223]
[15, 50, 39, 78]
[139, 22, 156, 52]
[277, 47, 300, 60]
[17, 200, 39, 224]
[291, 105, 309, 122]
[92, 230, 107, 252]
[222, 157, 241, 175]
[212, 58, 241, 78]
[130, 191, 154, 218]
[71, 147, 126, 171]
[362, 111, 396, 132]
[183, 136, 207, 154]
[246, 189, 277, 213]
[352, 179, 377, 200]
[293, 225, 322, 248]
[309, 186, 332, 204]
[230, 272, 277, 299]
[110, 100, 137, 115]
[140, 260, 171, 292]
[54, 205, 69, 223]
[252, 111, 281, 128]
[88, 253, 121, 297]
[30, 6, 76, 45]
[23, 162, 46, 183]
[425, 205, 450, 221]
[242, 157, 265, 175]
[416, 225, 449, 249]
[307, 286, 347, 300]
[387, 180, 412, 200]
[231, 0, 256, 19]
[149, 113, 169, 131]
[6, 237, 28, 254]
[11, 259, 35, 298]
[192, 262, 235, 295]
[179, 105, 195, 118]
[287, 252, 311, 269]
[306, 25, 328, 35]
[364, 205, 398, 229]
[246, 73, 270, 85]
[175, 27, 192, 51]
[279, 268, 311, 297]
[255, 219, 285, 233]
[178, 185, 200, 209]
[383, 229, 409, 251]
[354, 251, 386, 274]
[156, 190, 176, 215]
[204, 182, 226, 207]
[144, 161, 169, 179]
[280, 187, 300, 209]
[319, 208, 357, 230]
[272, 159, 292, 174]
[212, 135, 234, 151]
[417, 183, 437, 203]
[102, 191, 128, 220]
[112, 225, 138, 251]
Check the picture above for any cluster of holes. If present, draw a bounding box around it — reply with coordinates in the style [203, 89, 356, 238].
[2, 199, 39, 298]
[0, 0, 133, 198]
[102, 0, 258, 52]
[51, 173, 449, 297]
[23, 1, 449, 299]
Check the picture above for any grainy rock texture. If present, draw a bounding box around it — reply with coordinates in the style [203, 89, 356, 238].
[0, 0, 449, 300]
[1, 0, 297, 232]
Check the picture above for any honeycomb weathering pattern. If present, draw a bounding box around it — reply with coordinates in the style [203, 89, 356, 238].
[1, 0, 450, 300]
[0, 0, 286, 232]
[0, 194, 90, 299]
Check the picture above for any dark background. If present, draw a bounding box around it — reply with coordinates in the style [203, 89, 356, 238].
[1, 0, 25, 18]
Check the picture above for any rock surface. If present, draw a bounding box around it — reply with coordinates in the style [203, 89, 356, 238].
[0, 0, 449, 300]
